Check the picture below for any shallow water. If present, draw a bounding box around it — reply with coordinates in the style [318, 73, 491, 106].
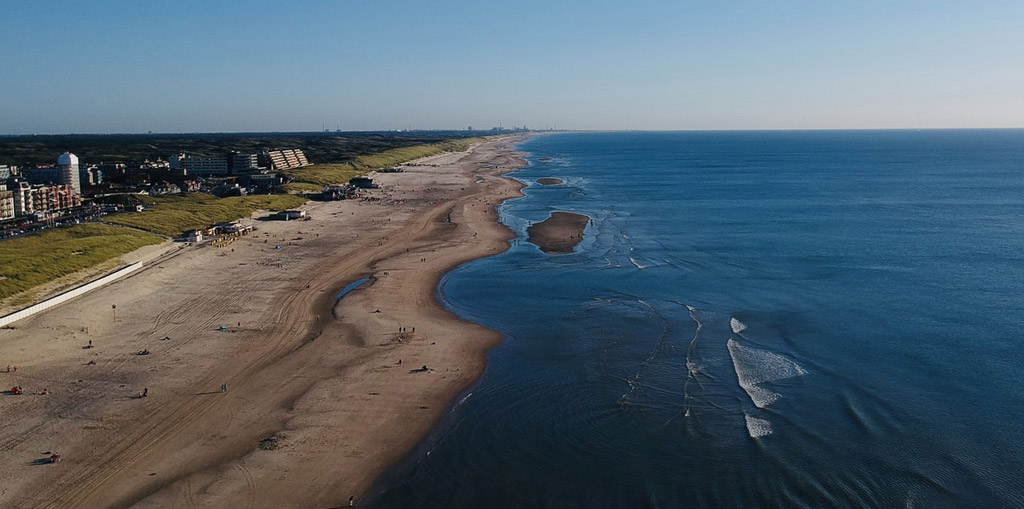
[368, 130, 1024, 508]
[336, 277, 371, 302]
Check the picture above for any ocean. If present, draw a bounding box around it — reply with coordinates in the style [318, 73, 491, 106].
[368, 131, 1024, 508]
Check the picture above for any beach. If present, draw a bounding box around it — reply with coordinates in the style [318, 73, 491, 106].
[0, 136, 528, 508]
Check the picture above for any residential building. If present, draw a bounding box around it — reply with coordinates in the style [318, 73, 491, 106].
[262, 149, 310, 171]
[148, 182, 181, 195]
[57, 152, 82, 196]
[244, 173, 281, 188]
[186, 157, 229, 175]
[169, 153, 230, 175]
[8, 181, 81, 218]
[25, 167, 61, 185]
[229, 152, 259, 174]
[81, 165, 103, 185]
[0, 184, 14, 221]
[11, 181, 33, 216]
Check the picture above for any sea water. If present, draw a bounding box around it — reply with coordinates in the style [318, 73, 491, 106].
[367, 131, 1024, 508]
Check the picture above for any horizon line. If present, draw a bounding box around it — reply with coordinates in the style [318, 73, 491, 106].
[2, 126, 1024, 137]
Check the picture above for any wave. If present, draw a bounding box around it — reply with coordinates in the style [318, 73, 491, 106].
[744, 414, 773, 438]
[682, 305, 703, 419]
[727, 339, 807, 408]
[684, 305, 703, 382]
[730, 317, 746, 335]
[629, 257, 646, 269]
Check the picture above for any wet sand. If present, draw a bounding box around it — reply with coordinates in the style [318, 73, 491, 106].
[0, 136, 529, 508]
[537, 177, 563, 185]
[527, 211, 589, 254]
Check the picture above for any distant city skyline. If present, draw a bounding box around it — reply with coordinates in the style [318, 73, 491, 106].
[3, 0, 1023, 134]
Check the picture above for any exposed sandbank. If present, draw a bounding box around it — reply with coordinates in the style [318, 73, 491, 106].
[537, 177, 563, 185]
[527, 211, 589, 254]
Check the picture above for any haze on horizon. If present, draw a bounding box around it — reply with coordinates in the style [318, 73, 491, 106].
[3, 0, 1022, 135]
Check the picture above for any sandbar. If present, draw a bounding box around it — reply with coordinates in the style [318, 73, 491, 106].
[527, 211, 589, 254]
[537, 177, 563, 185]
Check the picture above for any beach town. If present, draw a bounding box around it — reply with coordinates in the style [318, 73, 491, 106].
[0, 135, 571, 507]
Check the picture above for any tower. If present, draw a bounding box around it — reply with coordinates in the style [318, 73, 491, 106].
[57, 152, 81, 196]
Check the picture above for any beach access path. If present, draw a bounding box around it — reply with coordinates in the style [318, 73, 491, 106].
[0, 136, 529, 508]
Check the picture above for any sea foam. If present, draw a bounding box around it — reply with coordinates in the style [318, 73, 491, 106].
[744, 414, 773, 438]
[728, 339, 806, 408]
[730, 317, 746, 334]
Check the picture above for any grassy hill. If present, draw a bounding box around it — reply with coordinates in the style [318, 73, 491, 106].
[278, 137, 482, 188]
[105, 193, 307, 236]
[0, 224, 163, 301]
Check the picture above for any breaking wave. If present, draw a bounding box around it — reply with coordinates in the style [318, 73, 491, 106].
[744, 414, 773, 438]
[727, 339, 807, 408]
[730, 317, 746, 334]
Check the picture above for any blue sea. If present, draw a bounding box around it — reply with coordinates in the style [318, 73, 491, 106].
[368, 131, 1024, 508]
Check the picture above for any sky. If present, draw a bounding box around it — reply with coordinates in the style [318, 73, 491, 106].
[2, 0, 1023, 134]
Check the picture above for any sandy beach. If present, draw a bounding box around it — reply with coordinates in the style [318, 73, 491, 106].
[526, 211, 589, 254]
[0, 136, 529, 508]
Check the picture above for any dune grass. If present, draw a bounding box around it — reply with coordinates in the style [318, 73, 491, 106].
[280, 138, 484, 187]
[106, 193, 307, 236]
[349, 138, 480, 171]
[276, 182, 324, 194]
[0, 224, 163, 301]
[278, 165, 362, 187]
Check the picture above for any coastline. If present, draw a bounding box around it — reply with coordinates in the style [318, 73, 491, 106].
[0, 135, 532, 507]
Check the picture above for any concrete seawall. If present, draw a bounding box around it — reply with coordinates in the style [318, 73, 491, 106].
[0, 262, 143, 328]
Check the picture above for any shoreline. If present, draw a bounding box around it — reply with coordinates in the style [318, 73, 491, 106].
[0, 136, 533, 507]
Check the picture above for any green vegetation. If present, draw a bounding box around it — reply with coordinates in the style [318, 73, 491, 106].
[105, 193, 307, 236]
[279, 164, 362, 187]
[0, 131, 488, 166]
[281, 138, 485, 187]
[0, 224, 163, 300]
[351, 138, 481, 170]
[276, 182, 324, 194]
[0, 134, 491, 305]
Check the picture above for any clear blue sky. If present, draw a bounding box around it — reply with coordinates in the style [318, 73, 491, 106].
[3, 0, 1022, 133]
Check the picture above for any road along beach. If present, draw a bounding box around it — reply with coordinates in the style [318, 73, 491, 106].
[0, 135, 530, 508]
